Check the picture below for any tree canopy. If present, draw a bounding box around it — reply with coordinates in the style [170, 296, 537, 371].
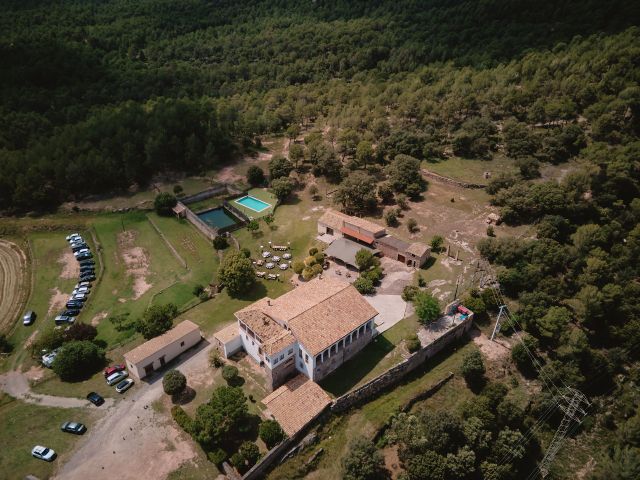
[218, 250, 255, 296]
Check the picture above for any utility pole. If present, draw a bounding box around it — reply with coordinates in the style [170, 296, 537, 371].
[539, 388, 590, 478]
[490, 304, 507, 341]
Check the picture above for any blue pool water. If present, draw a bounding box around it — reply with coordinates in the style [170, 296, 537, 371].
[235, 195, 271, 212]
[197, 207, 238, 229]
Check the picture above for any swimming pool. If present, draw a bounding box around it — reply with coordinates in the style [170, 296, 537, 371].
[197, 207, 238, 229]
[234, 195, 271, 212]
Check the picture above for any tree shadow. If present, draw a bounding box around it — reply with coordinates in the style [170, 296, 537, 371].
[232, 282, 267, 301]
[227, 375, 246, 387]
[172, 386, 197, 405]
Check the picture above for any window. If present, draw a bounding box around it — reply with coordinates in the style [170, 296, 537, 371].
[288, 348, 293, 355]
[180, 341, 185, 347]
[251, 341, 254, 346]
[316, 355, 321, 364]
[273, 357, 279, 365]
[305, 354, 309, 363]
[258, 347, 263, 355]
[279, 354, 284, 360]
[298, 349, 302, 358]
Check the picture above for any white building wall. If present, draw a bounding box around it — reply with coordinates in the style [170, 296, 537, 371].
[267, 342, 297, 368]
[240, 330, 263, 364]
[295, 343, 315, 379]
[223, 334, 243, 357]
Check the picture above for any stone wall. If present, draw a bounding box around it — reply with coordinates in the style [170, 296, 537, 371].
[267, 357, 297, 391]
[179, 201, 218, 240]
[421, 169, 487, 189]
[181, 184, 229, 205]
[331, 315, 472, 413]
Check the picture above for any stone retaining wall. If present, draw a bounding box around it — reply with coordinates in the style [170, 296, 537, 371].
[331, 315, 472, 413]
[179, 201, 218, 241]
[422, 169, 487, 189]
[181, 184, 229, 204]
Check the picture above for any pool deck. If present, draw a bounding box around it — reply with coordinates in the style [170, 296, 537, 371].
[230, 188, 278, 219]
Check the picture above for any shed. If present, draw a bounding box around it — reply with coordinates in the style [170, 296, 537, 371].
[124, 320, 202, 379]
[325, 237, 378, 269]
[172, 203, 187, 219]
[213, 322, 243, 358]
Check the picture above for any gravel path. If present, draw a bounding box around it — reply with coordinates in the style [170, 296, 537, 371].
[55, 338, 216, 480]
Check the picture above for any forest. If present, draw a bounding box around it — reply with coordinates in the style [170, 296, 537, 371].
[1, 0, 639, 210]
[2, 1, 640, 477]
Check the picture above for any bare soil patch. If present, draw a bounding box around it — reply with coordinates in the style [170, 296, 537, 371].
[23, 330, 39, 350]
[0, 240, 27, 334]
[382, 445, 403, 479]
[24, 365, 45, 382]
[117, 230, 152, 299]
[48, 287, 69, 315]
[470, 329, 511, 362]
[91, 311, 108, 327]
[58, 251, 79, 279]
[216, 165, 244, 184]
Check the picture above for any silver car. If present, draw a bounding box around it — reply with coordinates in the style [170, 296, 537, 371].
[106, 370, 128, 386]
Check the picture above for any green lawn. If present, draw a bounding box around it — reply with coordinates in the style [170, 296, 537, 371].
[0, 393, 93, 480]
[423, 155, 518, 184]
[268, 340, 477, 480]
[320, 315, 420, 397]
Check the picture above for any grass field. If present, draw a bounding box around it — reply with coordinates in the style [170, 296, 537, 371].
[0, 393, 93, 480]
[424, 155, 518, 184]
[268, 340, 477, 480]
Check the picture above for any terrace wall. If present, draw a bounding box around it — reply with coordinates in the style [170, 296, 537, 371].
[180, 184, 229, 205]
[178, 201, 218, 240]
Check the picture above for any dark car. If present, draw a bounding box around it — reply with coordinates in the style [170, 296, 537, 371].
[62, 309, 80, 317]
[79, 259, 95, 267]
[66, 300, 84, 309]
[71, 244, 88, 253]
[60, 421, 87, 435]
[86, 392, 104, 406]
[79, 274, 96, 281]
[76, 253, 93, 261]
[23, 311, 36, 326]
[79, 266, 95, 273]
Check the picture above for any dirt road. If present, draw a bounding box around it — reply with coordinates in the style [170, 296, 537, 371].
[0, 239, 27, 334]
[55, 338, 217, 480]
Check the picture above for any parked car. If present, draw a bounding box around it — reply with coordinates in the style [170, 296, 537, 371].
[104, 364, 126, 377]
[76, 281, 92, 288]
[106, 370, 128, 386]
[74, 286, 90, 293]
[115, 378, 134, 393]
[60, 421, 87, 435]
[66, 233, 80, 241]
[62, 309, 80, 317]
[41, 350, 58, 368]
[79, 274, 96, 281]
[71, 244, 88, 253]
[79, 268, 95, 275]
[71, 293, 87, 301]
[66, 300, 83, 309]
[31, 445, 56, 462]
[76, 253, 93, 261]
[23, 311, 36, 326]
[73, 249, 90, 257]
[86, 392, 104, 406]
[79, 259, 95, 267]
[54, 315, 74, 325]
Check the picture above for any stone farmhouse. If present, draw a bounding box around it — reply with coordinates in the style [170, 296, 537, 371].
[214, 276, 379, 391]
[318, 209, 431, 268]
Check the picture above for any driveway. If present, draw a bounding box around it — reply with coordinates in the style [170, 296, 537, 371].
[366, 295, 413, 334]
[54, 338, 222, 480]
[0, 371, 112, 409]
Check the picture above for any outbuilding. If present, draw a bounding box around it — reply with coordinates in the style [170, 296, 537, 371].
[124, 320, 202, 379]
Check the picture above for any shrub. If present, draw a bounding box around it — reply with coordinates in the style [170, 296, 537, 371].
[209, 349, 224, 368]
[407, 218, 418, 233]
[309, 247, 319, 256]
[247, 165, 266, 186]
[271, 177, 295, 201]
[342, 437, 386, 480]
[154, 192, 177, 216]
[309, 184, 319, 199]
[418, 274, 426, 287]
[213, 235, 229, 250]
[384, 209, 398, 227]
[304, 255, 317, 267]
[414, 291, 440, 325]
[219, 251, 255, 296]
[292, 260, 305, 274]
[302, 267, 316, 281]
[312, 263, 323, 276]
[222, 365, 239, 383]
[163, 369, 187, 396]
[239, 441, 261, 467]
[259, 420, 286, 448]
[193, 284, 205, 296]
[396, 193, 408, 209]
[171, 405, 193, 432]
[52, 340, 105, 381]
[430, 235, 444, 252]
[402, 285, 419, 301]
[240, 247, 251, 258]
[487, 225, 495, 237]
[406, 334, 421, 353]
[354, 276, 375, 294]
[0, 334, 13, 354]
[362, 266, 383, 283]
[173, 185, 183, 195]
[208, 448, 227, 465]
[314, 251, 325, 263]
[461, 349, 486, 389]
[137, 303, 178, 339]
[230, 452, 247, 472]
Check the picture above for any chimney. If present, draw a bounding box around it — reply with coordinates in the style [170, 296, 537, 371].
[267, 299, 271, 306]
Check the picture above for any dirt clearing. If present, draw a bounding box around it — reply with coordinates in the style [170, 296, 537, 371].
[47, 287, 69, 315]
[58, 251, 79, 279]
[117, 230, 151, 299]
[91, 311, 108, 327]
[0, 240, 28, 334]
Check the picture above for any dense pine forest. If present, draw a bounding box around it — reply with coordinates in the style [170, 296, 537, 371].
[2, 2, 640, 477]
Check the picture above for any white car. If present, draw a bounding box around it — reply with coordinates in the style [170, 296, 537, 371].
[73, 249, 90, 257]
[66, 233, 80, 241]
[106, 370, 128, 386]
[76, 282, 92, 289]
[72, 287, 89, 295]
[32, 445, 56, 462]
[41, 350, 58, 368]
[115, 378, 134, 393]
[71, 293, 87, 301]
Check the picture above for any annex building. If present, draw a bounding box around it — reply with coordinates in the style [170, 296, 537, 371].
[215, 276, 379, 390]
[318, 209, 430, 268]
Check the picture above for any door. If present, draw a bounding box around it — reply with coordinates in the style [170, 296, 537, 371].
[159, 355, 166, 367]
[326, 227, 334, 235]
[398, 254, 406, 263]
[144, 364, 154, 376]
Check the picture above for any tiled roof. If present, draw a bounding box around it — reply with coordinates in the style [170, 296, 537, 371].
[264, 331, 296, 355]
[213, 322, 240, 345]
[124, 320, 200, 365]
[262, 375, 332, 436]
[407, 242, 431, 257]
[376, 234, 410, 251]
[237, 277, 378, 356]
[236, 309, 286, 343]
[319, 209, 385, 236]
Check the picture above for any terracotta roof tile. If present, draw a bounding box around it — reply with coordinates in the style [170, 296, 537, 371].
[236, 310, 286, 343]
[407, 242, 431, 257]
[264, 331, 296, 355]
[124, 320, 200, 365]
[213, 322, 240, 345]
[262, 375, 332, 436]
[319, 209, 385, 236]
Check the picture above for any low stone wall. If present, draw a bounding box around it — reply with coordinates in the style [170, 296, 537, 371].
[179, 201, 218, 241]
[421, 169, 487, 189]
[331, 315, 472, 413]
[181, 184, 229, 205]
